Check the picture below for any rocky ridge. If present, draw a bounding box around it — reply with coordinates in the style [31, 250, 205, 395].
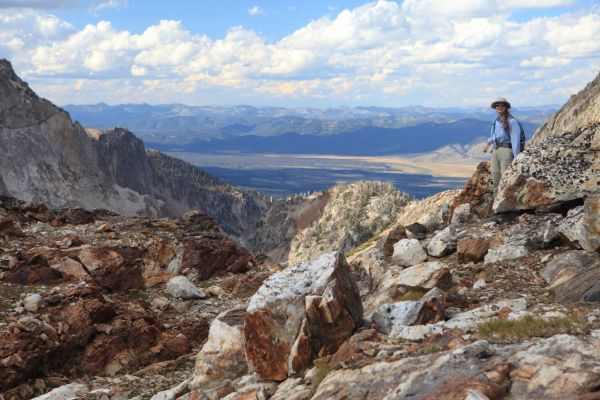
[287, 181, 412, 265]
[0, 59, 268, 238]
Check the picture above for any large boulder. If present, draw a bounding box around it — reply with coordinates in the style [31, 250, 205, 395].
[190, 308, 247, 389]
[540, 250, 600, 302]
[244, 251, 362, 381]
[494, 124, 600, 213]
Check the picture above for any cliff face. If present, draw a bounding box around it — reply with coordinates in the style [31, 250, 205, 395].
[0, 59, 268, 236]
[533, 69, 600, 143]
[0, 59, 161, 215]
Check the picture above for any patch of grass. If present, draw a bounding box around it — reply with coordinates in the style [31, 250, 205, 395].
[346, 233, 383, 258]
[413, 344, 443, 356]
[310, 358, 330, 396]
[476, 315, 576, 341]
[392, 288, 427, 301]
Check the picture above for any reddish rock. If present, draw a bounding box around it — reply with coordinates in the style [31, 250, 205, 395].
[2, 254, 62, 284]
[219, 271, 272, 297]
[0, 219, 24, 237]
[78, 247, 145, 291]
[452, 161, 493, 218]
[457, 238, 492, 264]
[182, 235, 252, 280]
[244, 252, 362, 381]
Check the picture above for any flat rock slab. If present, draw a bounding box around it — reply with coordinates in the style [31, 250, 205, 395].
[244, 251, 362, 381]
[540, 250, 600, 302]
[484, 244, 528, 265]
[313, 334, 600, 400]
[395, 262, 452, 289]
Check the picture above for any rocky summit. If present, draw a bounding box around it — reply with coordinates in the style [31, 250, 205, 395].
[1, 60, 600, 400]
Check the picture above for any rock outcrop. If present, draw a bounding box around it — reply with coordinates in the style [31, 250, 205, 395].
[244, 252, 362, 381]
[494, 123, 600, 212]
[287, 182, 412, 265]
[533, 69, 600, 143]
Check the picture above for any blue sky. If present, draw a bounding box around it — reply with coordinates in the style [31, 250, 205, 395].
[1, 0, 600, 107]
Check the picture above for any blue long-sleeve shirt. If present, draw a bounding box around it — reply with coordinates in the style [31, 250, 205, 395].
[487, 116, 521, 157]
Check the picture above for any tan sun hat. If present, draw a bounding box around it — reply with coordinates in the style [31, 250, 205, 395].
[491, 97, 511, 109]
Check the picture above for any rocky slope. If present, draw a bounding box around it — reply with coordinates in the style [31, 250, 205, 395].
[0, 59, 268, 238]
[2, 63, 600, 400]
[287, 181, 412, 265]
[534, 69, 600, 143]
[0, 195, 276, 399]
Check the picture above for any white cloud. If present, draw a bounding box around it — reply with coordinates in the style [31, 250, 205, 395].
[248, 5, 264, 16]
[3, 1, 599, 107]
[90, 0, 128, 14]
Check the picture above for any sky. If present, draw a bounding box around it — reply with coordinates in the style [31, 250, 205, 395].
[1, 0, 600, 107]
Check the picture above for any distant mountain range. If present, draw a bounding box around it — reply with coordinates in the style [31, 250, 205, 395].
[63, 103, 557, 145]
[143, 119, 539, 157]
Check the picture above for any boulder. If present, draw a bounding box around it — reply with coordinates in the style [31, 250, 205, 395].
[165, 276, 207, 299]
[457, 238, 491, 264]
[392, 239, 427, 267]
[451, 203, 472, 225]
[427, 227, 457, 257]
[557, 197, 600, 252]
[23, 293, 43, 312]
[405, 222, 427, 240]
[244, 251, 362, 381]
[190, 308, 247, 388]
[50, 257, 88, 280]
[444, 298, 527, 330]
[494, 124, 600, 213]
[539, 250, 600, 302]
[484, 244, 528, 265]
[372, 288, 445, 334]
[181, 235, 252, 281]
[394, 262, 452, 289]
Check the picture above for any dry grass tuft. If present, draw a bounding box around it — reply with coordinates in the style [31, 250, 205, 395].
[476, 315, 576, 341]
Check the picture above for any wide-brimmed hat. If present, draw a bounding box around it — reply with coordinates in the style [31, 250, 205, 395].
[491, 97, 511, 109]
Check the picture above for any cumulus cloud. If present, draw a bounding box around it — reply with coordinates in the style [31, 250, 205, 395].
[3, 0, 599, 106]
[248, 5, 264, 16]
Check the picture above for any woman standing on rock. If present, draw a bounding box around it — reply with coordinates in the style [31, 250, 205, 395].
[483, 97, 523, 189]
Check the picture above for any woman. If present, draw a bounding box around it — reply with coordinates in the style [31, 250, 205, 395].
[482, 97, 522, 189]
